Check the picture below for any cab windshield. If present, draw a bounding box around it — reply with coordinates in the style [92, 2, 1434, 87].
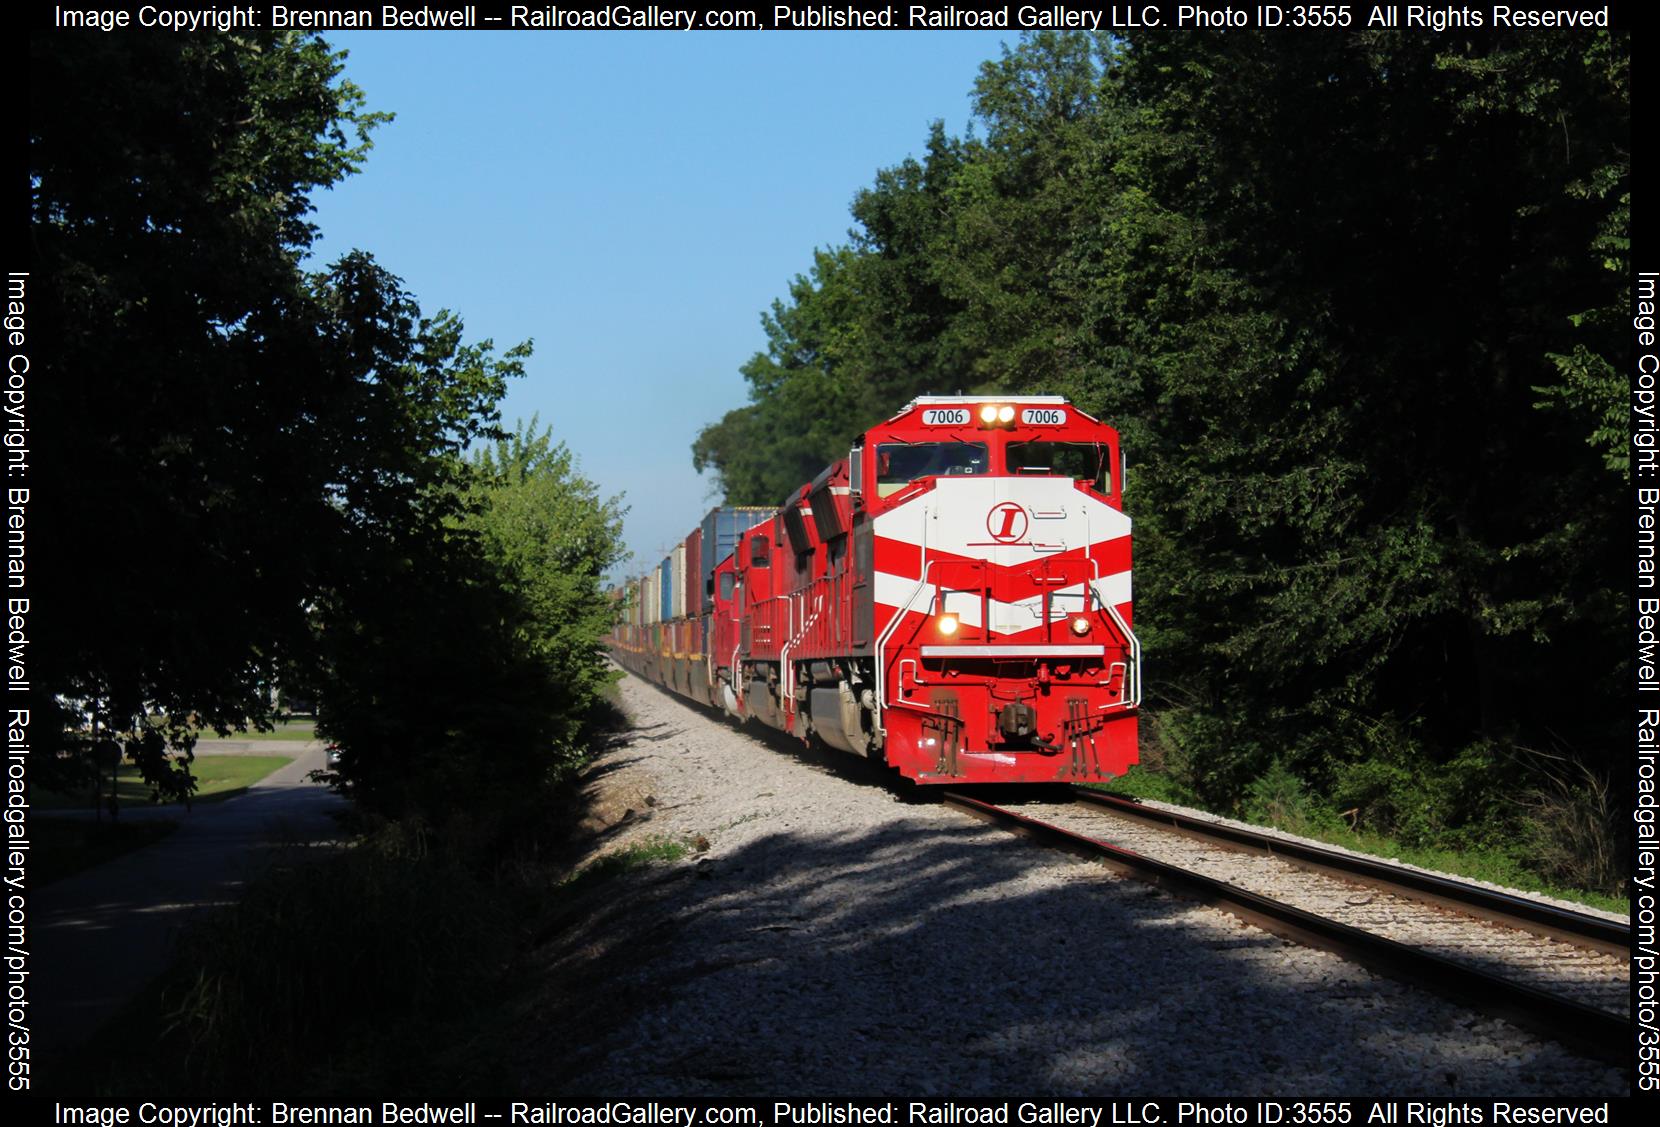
[876, 441, 989, 497]
[1006, 440, 1112, 494]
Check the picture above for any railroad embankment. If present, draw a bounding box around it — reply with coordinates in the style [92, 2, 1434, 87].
[499, 674, 1628, 1096]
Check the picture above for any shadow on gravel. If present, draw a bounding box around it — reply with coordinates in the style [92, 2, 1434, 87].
[571, 754, 654, 789]
[511, 806, 1626, 1100]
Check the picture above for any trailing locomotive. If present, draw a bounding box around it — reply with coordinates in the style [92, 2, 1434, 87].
[609, 395, 1138, 784]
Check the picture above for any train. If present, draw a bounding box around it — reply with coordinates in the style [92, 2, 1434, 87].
[609, 395, 1139, 784]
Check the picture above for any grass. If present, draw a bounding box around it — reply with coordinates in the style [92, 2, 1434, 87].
[1093, 768, 1629, 915]
[526, 836, 695, 940]
[32, 818, 179, 886]
[559, 836, 690, 894]
[32, 755, 294, 811]
[1311, 828, 1629, 915]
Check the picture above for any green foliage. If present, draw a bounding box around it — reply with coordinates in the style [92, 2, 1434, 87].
[692, 127, 975, 502]
[467, 417, 631, 772]
[30, 30, 388, 798]
[305, 394, 630, 825]
[1329, 741, 1511, 851]
[697, 29, 1629, 887]
[1242, 760, 1318, 836]
[1092, 765, 1203, 810]
[179, 247, 581, 827]
[1512, 750, 1626, 894]
[1541, 333, 1628, 475]
[692, 248, 892, 503]
[559, 837, 691, 895]
[33, 33, 628, 830]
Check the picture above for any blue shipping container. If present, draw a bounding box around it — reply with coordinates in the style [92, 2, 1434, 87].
[658, 558, 674, 622]
[700, 506, 773, 587]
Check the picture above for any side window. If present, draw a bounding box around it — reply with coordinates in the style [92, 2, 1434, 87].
[749, 534, 770, 568]
[719, 572, 735, 600]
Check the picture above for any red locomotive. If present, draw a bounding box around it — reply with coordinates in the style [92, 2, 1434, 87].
[610, 395, 1138, 783]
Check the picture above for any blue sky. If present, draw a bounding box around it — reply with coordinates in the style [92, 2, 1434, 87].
[305, 31, 1018, 576]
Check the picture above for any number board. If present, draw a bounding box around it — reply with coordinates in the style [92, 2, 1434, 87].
[921, 408, 971, 426]
[1021, 407, 1068, 425]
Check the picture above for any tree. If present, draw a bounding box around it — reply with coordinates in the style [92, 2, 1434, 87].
[694, 29, 1631, 883]
[291, 260, 600, 826]
[30, 31, 388, 797]
[303, 403, 629, 823]
[1108, 30, 1628, 808]
[691, 248, 874, 503]
[692, 128, 975, 503]
[468, 417, 629, 769]
[33, 33, 629, 825]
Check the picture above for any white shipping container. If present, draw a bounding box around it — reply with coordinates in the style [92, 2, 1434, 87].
[671, 544, 686, 618]
[642, 572, 659, 625]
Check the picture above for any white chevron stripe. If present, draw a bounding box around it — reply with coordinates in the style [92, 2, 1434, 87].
[874, 570, 1131, 631]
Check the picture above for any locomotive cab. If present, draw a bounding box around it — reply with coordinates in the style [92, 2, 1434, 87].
[609, 396, 1137, 787]
[853, 396, 1139, 783]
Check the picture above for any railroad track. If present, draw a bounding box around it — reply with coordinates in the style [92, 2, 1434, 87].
[942, 788, 1631, 1066]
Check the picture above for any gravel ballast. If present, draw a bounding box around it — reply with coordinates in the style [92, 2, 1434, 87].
[511, 672, 1628, 1098]
[1013, 798, 1630, 1017]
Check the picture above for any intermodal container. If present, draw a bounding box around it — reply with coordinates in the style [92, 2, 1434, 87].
[684, 529, 703, 616]
[700, 507, 773, 589]
[670, 545, 687, 618]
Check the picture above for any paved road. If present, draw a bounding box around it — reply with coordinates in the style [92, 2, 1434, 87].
[28, 742, 348, 1055]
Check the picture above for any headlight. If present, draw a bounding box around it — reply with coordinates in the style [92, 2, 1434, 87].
[980, 403, 1016, 428]
[1070, 616, 1091, 636]
[937, 613, 960, 636]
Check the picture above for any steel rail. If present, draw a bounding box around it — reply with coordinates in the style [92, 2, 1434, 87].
[942, 791, 1629, 1067]
[1071, 788, 1629, 956]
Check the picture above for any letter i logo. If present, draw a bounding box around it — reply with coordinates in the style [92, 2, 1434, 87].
[987, 502, 1028, 543]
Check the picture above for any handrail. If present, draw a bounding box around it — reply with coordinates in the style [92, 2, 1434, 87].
[1094, 587, 1141, 711]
